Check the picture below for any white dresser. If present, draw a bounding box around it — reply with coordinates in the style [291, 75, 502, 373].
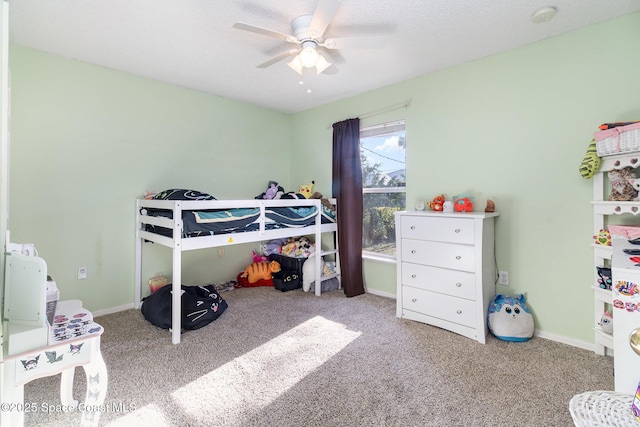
[395, 211, 499, 344]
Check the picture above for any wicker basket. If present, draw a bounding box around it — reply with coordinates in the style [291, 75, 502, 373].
[569, 390, 639, 426]
[595, 122, 640, 157]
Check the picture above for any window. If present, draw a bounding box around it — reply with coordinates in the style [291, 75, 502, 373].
[361, 121, 406, 257]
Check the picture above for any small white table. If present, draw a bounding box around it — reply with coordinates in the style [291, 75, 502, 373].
[1, 300, 108, 427]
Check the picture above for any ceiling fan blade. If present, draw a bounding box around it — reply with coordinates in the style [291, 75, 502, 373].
[308, 0, 342, 39]
[321, 36, 385, 50]
[233, 22, 299, 44]
[320, 47, 346, 65]
[257, 49, 300, 68]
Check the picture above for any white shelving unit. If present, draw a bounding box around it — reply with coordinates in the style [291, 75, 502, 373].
[592, 152, 640, 355]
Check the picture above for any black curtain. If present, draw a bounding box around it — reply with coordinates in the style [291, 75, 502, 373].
[332, 118, 365, 297]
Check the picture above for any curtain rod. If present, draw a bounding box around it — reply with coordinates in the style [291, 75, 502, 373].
[327, 101, 411, 129]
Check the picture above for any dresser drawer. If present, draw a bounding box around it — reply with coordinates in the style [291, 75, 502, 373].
[401, 216, 474, 244]
[401, 263, 476, 300]
[402, 286, 476, 328]
[401, 239, 475, 272]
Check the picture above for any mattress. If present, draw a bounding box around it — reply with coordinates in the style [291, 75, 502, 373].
[143, 204, 336, 238]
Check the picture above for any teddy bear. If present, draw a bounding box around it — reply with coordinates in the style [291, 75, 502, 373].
[310, 191, 335, 211]
[608, 167, 638, 201]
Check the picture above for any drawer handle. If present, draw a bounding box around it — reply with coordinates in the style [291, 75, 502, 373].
[411, 274, 416, 279]
[455, 228, 461, 233]
[411, 225, 415, 230]
[456, 310, 462, 314]
[456, 283, 462, 287]
[455, 255, 461, 260]
[411, 250, 416, 254]
[412, 298, 417, 303]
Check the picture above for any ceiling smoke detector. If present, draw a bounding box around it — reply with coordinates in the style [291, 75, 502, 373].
[532, 6, 558, 23]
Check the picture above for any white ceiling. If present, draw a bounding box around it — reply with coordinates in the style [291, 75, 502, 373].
[9, 0, 640, 114]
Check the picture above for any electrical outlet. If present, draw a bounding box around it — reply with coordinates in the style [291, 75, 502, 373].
[78, 266, 88, 280]
[218, 248, 224, 258]
[498, 270, 509, 286]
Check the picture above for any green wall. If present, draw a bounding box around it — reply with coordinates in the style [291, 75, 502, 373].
[290, 13, 640, 345]
[9, 46, 292, 311]
[7, 12, 640, 347]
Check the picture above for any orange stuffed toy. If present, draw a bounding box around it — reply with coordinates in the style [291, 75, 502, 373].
[428, 195, 445, 211]
[241, 261, 281, 283]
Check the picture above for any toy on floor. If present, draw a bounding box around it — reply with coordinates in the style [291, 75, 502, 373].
[252, 250, 268, 263]
[241, 260, 281, 283]
[487, 294, 534, 342]
[598, 311, 613, 334]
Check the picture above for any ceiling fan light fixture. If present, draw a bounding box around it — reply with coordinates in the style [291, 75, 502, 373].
[299, 41, 319, 67]
[287, 55, 304, 74]
[315, 54, 331, 74]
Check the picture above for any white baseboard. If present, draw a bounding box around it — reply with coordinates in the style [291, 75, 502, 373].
[364, 288, 395, 299]
[533, 328, 604, 353]
[367, 291, 603, 353]
[93, 303, 135, 318]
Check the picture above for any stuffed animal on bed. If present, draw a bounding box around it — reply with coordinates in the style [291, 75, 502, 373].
[255, 181, 284, 200]
[487, 294, 534, 342]
[297, 181, 315, 198]
[241, 261, 281, 283]
[281, 180, 315, 199]
[310, 191, 335, 211]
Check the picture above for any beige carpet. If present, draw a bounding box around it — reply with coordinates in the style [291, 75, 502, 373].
[23, 287, 613, 426]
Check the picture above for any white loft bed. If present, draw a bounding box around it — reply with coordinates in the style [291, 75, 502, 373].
[134, 197, 340, 344]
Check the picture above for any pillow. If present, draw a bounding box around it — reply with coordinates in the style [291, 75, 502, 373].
[487, 294, 534, 342]
[153, 189, 216, 201]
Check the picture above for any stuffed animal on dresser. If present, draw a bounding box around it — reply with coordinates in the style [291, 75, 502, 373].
[608, 167, 638, 201]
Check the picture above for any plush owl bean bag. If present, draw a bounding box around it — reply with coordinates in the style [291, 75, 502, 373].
[487, 294, 534, 342]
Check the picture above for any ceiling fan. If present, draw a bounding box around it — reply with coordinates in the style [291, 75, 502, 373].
[233, 0, 380, 75]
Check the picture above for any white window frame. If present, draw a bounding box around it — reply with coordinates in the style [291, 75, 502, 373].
[360, 120, 406, 261]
